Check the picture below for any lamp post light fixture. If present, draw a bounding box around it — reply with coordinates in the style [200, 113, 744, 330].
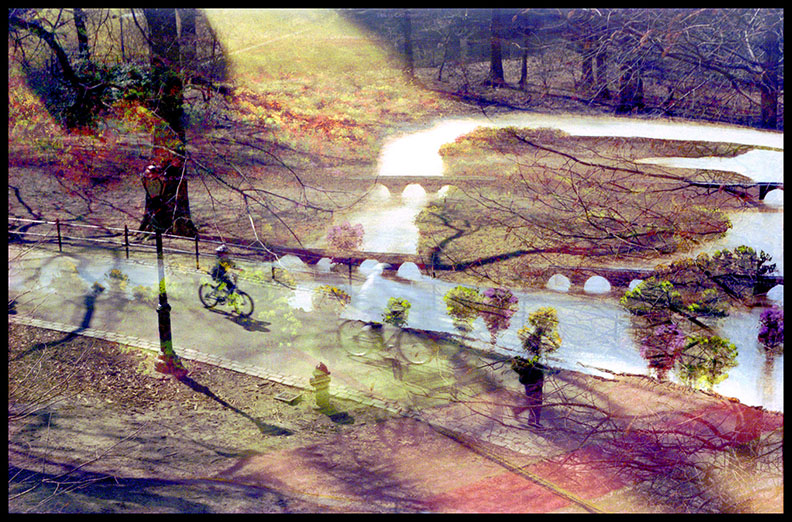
[142, 165, 187, 379]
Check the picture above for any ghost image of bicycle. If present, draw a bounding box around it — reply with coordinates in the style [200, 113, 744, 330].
[198, 274, 254, 317]
[337, 320, 439, 365]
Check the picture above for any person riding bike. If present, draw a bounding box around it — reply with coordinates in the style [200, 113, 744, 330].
[210, 245, 239, 300]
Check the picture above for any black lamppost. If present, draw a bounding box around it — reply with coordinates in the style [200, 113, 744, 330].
[142, 166, 187, 379]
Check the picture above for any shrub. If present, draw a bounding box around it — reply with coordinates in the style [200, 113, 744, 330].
[327, 222, 364, 258]
[517, 307, 562, 361]
[639, 323, 687, 379]
[676, 335, 738, 389]
[105, 268, 129, 290]
[620, 278, 683, 318]
[443, 285, 482, 331]
[312, 284, 351, 314]
[383, 297, 411, 327]
[272, 267, 296, 289]
[478, 288, 519, 343]
[132, 284, 158, 307]
[758, 307, 784, 349]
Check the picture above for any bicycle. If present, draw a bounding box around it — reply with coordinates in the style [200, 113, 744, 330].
[198, 274, 254, 317]
[337, 319, 439, 365]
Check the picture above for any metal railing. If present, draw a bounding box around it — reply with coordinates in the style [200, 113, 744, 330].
[7, 216, 372, 283]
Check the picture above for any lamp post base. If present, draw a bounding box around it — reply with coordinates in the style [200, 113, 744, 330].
[155, 354, 189, 380]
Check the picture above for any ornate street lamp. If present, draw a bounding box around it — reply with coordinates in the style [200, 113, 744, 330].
[141, 165, 187, 379]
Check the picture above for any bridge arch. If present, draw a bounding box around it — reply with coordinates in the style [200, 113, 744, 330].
[359, 259, 383, 275]
[763, 189, 783, 207]
[584, 275, 612, 294]
[402, 183, 427, 205]
[437, 185, 459, 198]
[628, 279, 644, 291]
[767, 284, 783, 303]
[316, 257, 333, 271]
[276, 254, 306, 270]
[368, 183, 392, 202]
[546, 274, 571, 292]
[397, 262, 423, 281]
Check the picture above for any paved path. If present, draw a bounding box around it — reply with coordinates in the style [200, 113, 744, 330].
[8, 242, 784, 512]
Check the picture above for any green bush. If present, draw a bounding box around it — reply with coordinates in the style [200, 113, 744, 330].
[443, 285, 481, 331]
[383, 297, 411, 328]
[517, 307, 562, 361]
[676, 335, 738, 389]
[312, 284, 351, 314]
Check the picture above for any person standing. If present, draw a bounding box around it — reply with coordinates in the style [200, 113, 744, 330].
[511, 356, 548, 428]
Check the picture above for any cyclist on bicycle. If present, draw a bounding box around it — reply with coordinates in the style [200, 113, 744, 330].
[210, 245, 238, 298]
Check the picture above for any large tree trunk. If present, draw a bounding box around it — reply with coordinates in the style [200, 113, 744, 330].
[73, 8, 90, 62]
[518, 35, 529, 90]
[616, 64, 644, 114]
[594, 47, 611, 101]
[178, 8, 197, 77]
[140, 8, 196, 237]
[486, 9, 507, 88]
[401, 9, 414, 79]
[579, 38, 594, 94]
[758, 20, 779, 130]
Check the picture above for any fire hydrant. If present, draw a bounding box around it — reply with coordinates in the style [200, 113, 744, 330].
[309, 362, 332, 411]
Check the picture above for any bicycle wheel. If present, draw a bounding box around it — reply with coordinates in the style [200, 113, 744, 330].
[198, 283, 220, 308]
[338, 320, 381, 357]
[232, 291, 254, 317]
[397, 329, 438, 365]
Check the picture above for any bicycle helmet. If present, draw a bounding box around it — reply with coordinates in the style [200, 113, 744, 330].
[216, 245, 228, 254]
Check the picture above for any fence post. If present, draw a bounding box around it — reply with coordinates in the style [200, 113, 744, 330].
[56, 218, 62, 252]
[124, 225, 130, 259]
[195, 234, 200, 270]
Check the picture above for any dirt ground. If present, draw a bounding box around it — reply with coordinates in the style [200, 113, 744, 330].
[7, 323, 403, 513]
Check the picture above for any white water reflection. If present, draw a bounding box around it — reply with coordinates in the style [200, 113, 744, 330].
[378, 119, 481, 177]
[687, 211, 784, 275]
[345, 204, 423, 254]
[709, 308, 784, 413]
[636, 149, 783, 183]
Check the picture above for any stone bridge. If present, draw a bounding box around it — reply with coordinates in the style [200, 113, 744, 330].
[353, 177, 783, 201]
[351, 176, 499, 195]
[245, 244, 783, 297]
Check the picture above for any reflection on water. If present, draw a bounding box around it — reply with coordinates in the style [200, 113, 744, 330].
[366, 112, 783, 257]
[710, 308, 784, 412]
[636, 149, 784, 183]
[377, 119, 481, 177]
[688, 211, 784, 275]
[341, 183, 428, 254]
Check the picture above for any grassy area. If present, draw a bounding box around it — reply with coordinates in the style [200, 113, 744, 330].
[8, 9, 471, 247]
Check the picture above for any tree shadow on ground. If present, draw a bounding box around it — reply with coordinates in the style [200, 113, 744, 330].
[177, 376, 292, 437]
[8, 463, 304, 513]
[10, 284, 105, 362]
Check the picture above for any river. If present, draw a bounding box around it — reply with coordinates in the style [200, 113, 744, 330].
[313, 112, 784, 412]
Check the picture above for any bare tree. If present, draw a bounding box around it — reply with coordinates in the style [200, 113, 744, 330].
[485, 9, 507, 88]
